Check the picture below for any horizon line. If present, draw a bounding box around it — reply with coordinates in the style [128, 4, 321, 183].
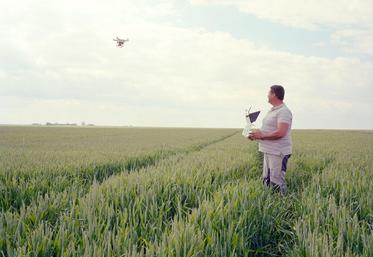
[1, 123, 372, 131]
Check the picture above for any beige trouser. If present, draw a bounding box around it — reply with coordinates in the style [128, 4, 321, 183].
[262, 152, 291, 194]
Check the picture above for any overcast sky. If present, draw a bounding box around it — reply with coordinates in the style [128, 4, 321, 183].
[1, 0, 372, 129]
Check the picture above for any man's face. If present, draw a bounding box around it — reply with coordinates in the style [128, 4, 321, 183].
[267, 89, 275, 104]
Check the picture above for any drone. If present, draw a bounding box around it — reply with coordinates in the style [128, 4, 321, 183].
[113, 37, 129, 47]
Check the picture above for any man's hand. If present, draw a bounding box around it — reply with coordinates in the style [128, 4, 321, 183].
[248, 130, 264, 140]
[249, 123, 289, 141]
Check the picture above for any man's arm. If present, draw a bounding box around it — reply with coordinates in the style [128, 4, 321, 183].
[249, 122, 289, 140]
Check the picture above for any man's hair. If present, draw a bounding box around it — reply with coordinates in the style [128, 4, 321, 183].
[270, 85, 285, 100]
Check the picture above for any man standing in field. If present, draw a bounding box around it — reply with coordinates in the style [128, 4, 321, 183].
[249, 85, 292, 195]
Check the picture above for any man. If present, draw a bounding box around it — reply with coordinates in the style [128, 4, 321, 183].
[249, 85, 292, 195]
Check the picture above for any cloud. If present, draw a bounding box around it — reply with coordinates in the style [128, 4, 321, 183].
[190, 0, 373, 55]
[0, 0, 372, 128]
[190, 0, 373, 29]
[331, 29, 373, 55]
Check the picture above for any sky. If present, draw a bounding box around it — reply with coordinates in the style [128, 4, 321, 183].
[1, 0, 372, 129]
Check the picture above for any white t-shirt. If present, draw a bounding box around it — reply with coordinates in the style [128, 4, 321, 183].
[258, 103, 292, 155]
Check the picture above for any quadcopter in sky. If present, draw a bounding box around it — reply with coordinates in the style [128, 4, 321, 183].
[113, 37, 129, 47]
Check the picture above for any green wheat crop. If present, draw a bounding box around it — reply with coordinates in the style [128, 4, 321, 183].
[0, 126, 371, 256]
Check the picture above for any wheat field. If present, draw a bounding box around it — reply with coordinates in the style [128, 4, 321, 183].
[0, 126, 372, 256]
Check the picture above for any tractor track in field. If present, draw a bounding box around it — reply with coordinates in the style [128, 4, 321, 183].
[1, 131, 239, 225]
[71, 131, 240, 187]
